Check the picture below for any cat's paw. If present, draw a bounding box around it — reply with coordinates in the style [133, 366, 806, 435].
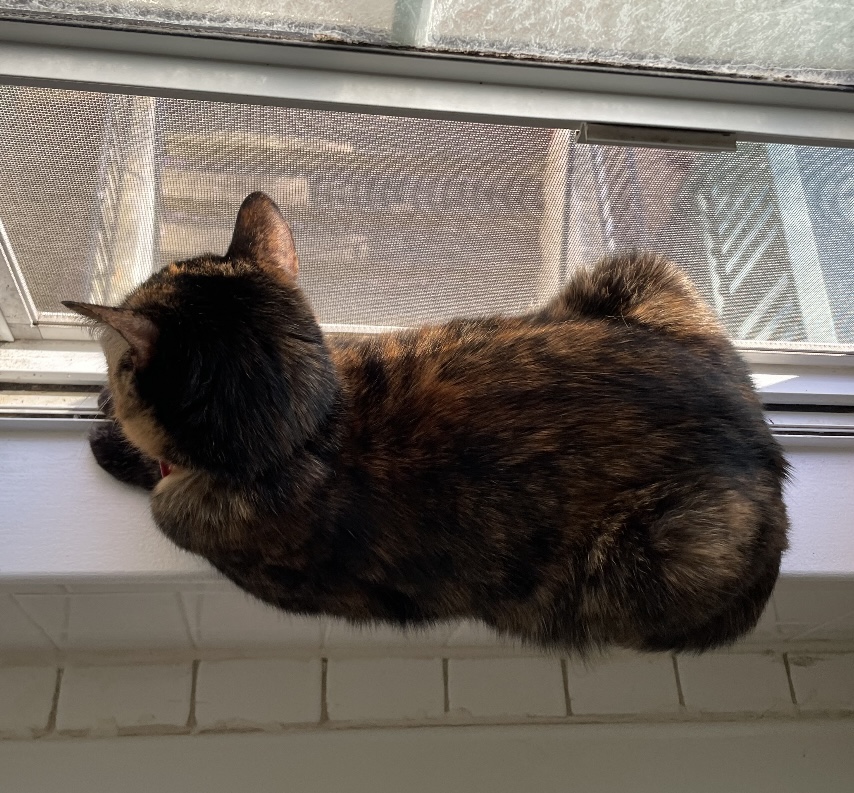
[89, 412, 161, 492]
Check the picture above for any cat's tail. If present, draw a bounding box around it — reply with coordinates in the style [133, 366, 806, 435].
[536, 252, 724, 342]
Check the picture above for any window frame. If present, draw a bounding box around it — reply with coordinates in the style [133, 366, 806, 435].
[0, 18, 853, 433]
[1, 20, 853, 146]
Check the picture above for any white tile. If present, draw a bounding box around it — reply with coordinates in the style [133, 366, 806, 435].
[0, 595, 58, 651]
[324, 620, 455, 652]
[678, 653, 793, 714]
[449, 658, 565, 718]
[195, 659, 321, 729]
[0, 666, 57, 736]
[9, 594, 65, 648]
[773, 579, 854, 626]
[57, 664, 192, 734]
[66, 594, 191, 650]
[780, 620, 854, 644]
[185, 591, 324, 649]
[789, 654, 854, 710]
[777, 620, 854, 641]
[567, 655, 680, 715]
[327, 659, 444, 722]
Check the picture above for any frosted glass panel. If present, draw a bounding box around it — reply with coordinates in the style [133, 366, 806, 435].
[0, 0, 396, 42]
[3, 0, 852, 85]
[429, 0, 854, 85]
[1, 85, 852, 350]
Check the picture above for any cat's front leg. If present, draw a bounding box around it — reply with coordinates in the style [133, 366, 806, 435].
[89, 387, 161, 491]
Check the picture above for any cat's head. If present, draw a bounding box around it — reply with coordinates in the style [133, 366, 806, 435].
[64, 192, 339, 481]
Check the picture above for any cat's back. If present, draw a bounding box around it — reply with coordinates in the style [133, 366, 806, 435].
[330, 298, 775, 485]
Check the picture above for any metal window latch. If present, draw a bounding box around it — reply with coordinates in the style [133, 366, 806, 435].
[580, 122, 738, 152]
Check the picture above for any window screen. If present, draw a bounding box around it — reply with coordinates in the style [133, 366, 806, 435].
[2, 0, 852, 86]
[0, 85, 851, 349]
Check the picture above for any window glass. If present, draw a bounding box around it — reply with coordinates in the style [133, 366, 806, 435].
[3, 0, 852, 86]
[427, 0, 854, 86]
[1, 0, 395, 43]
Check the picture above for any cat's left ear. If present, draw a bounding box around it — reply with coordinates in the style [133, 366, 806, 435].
[61, 302, 159, 368]
[226, 191, 299, 279]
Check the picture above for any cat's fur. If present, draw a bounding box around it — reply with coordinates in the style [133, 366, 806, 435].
[66, 192, 789, 654]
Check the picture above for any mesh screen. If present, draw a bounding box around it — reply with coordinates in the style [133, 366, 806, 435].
[1, 85, 852, 349]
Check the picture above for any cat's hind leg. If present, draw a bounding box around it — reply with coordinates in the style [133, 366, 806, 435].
[537, 252, 723, 341]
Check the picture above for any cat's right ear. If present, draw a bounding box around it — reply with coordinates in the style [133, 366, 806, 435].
[227, 191, 299, 279]
[61, 302, 159, 369]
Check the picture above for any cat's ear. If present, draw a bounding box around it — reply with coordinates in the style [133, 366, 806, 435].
[61, 302, 159, 368]
[226, 191, 299, 278]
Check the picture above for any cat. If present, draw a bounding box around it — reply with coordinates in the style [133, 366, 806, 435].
[65, 191, 789, 654]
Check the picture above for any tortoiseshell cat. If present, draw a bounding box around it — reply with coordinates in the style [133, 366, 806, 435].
[65, 192, 789, 653]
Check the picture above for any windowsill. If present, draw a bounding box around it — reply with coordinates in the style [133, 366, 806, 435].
[2, 421, 853, 583]
[1, 422, 853, 660]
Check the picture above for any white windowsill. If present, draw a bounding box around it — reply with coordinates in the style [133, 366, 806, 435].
[1, 423, 853, 583]
[1, 423, 853, 658]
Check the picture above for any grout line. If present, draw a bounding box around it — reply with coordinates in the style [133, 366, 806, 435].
[442, 659, 450, 713]
[187, 659, 199, 730]
[45, 666, 64, 734]
[560, 659, 572, 716]
[671, 655, 686, 708]
[320, 658, 329, 723]
[782, 653, 799, 706]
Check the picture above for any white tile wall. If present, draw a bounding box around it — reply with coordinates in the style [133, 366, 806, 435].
[448, 657, 565, 718]
[566, 655, 681, 715]
[57, 664, 192, 735]
[788, 654, 854, 711]
[66, 594, 192, 650]
[774, 579, 854, 639]
[182, 590, 324, 650]
[15, 593, 192, 650]
[195, 659, 322, 729]
[326, 659, 444, 722]
[678, 653, 794, 714]
[0, 651, 853, 742]
[0, 666, 56, 737]
[0, 595, 57, 652]
[4, 581, 854, 656]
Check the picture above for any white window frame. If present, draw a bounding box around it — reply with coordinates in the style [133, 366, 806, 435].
[0, 18, 853, 433]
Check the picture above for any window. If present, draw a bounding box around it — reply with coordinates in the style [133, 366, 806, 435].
[0, 11, 852, 420]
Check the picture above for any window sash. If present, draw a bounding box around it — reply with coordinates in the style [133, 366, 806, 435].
[0, 20, 853, 148]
